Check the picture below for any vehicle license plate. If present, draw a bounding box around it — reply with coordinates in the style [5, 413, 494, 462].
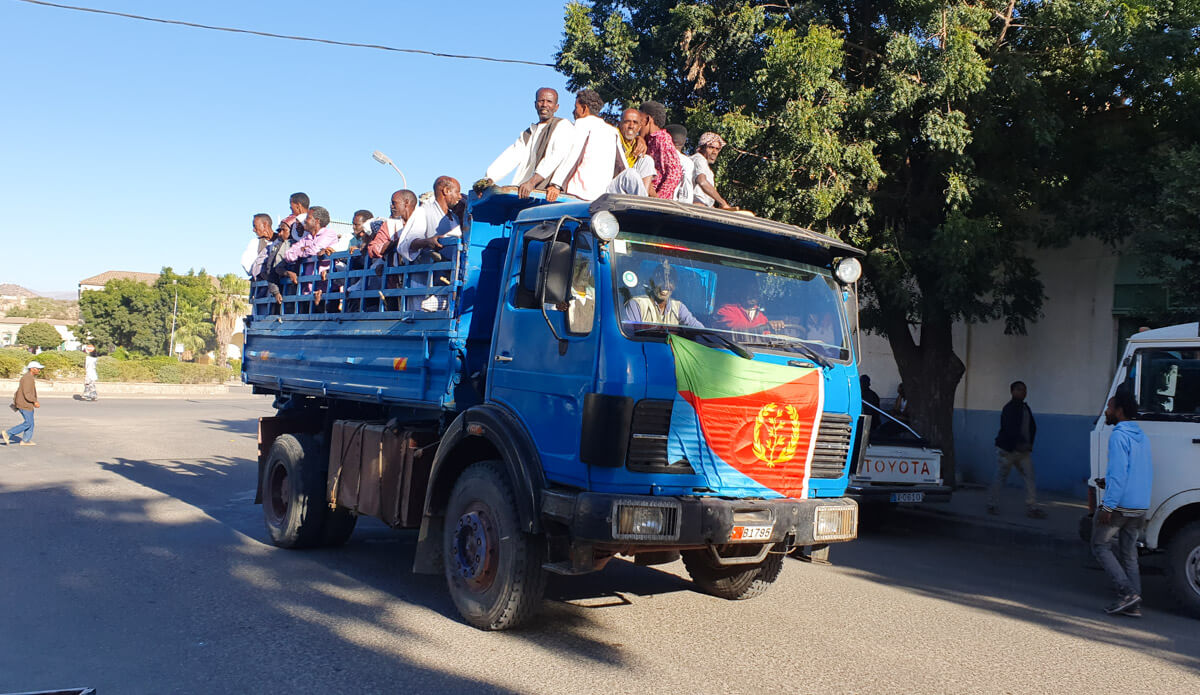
[890, 492, 924, 503]
[730, 525, 773, 541]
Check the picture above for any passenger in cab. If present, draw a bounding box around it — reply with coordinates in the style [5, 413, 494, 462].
[546, 89, 622, 202]
[692, 132, 733, 210]
[284, 205, 336, 307]
[398, 176, 465, 312]
[622, 263, 703, 328]
[484, 88, 575, 198]
[638, 101, 682, 200]
[716, 289, 784, 334]
[664, 124, 695, 204]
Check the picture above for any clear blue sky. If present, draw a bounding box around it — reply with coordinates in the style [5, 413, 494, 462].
[1, 0, 574, 293]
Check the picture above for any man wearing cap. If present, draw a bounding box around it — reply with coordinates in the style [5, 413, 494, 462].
[3, 361, 42, 446]
[692, 132, 733, 209]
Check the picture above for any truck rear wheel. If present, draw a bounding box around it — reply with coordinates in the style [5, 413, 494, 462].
[682, 548, 784, 600]
[443, 461, 546, 630]
[1166, 521, 1200, 618]
[262, 434, 329, 549]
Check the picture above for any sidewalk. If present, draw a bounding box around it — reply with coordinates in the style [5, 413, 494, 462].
[887, 484, 1090, 556]
[0, 379, 257, 399]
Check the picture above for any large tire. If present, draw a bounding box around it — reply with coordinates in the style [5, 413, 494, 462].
[443, 461, 546, 630]
[682, 548, 785, 600]
[262, 434, 329, 549]
[1165, 521, 1200, 618]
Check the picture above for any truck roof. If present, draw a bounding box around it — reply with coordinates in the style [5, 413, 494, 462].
[1128, 323, 1200, 344]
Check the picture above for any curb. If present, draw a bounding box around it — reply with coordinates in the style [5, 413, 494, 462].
[0, 379, 257, 399]
[887, 505, 1087, 557]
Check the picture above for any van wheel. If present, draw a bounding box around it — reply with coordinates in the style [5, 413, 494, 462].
[1166, 521, 1200, 618]
[682, 549, 784, 600]
[443, 461, 546, 630]
[262, 434, 328, 549]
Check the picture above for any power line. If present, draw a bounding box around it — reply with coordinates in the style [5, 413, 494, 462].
[13, 0, 557, 68]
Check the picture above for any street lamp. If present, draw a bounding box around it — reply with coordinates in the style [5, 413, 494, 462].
[168, 279, 179, 360]
[372, 150, 408, 189]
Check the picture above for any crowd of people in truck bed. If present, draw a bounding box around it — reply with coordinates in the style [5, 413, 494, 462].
[241, 88, 734, 314]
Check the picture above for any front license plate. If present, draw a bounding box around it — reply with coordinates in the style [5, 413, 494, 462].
[890, 492, 924, 503]
[731, 525, 773, 542]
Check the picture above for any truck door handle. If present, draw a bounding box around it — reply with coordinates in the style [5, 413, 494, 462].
[494, 355, 513, 363]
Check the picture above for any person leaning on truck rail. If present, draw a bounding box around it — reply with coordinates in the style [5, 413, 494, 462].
[546, 88, 623, 202]
[283, 205, 336, 307]
[483, 87, 575, 198]
[1091, 387, 1153, 617]
[638, 101, 683, 200]
[242, 212, 275, 276]
[664, 124, 695, 204]
[692, 132, 733, 209]
[397, 176, 465, 312]
[3, 361, 42, 447]
[987, 380, 1047, 519]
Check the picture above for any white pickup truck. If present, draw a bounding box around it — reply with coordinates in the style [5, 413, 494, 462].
[847, 403, 952, 510]
[1087, 323, 1200, 617]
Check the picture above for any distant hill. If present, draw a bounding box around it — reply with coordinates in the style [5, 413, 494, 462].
[0, 283, 38, 299]
[32, 290, 78, 300]
[0, 284, 79, 321]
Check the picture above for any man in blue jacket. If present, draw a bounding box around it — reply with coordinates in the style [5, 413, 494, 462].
[1093, 387, 1153, 616]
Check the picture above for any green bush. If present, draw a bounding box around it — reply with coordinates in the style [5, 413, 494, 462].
[31, 351, 82, 379]
[228, 358, 241, 373]
[92, 356, 231, 383]
[0, 353, 24, 378]
[111, 347, 132, 361]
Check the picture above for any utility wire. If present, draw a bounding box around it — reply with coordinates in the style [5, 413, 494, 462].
[13, 0, 557, 68]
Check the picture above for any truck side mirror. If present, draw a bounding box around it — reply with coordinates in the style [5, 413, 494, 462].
[538, 241, 572, 306]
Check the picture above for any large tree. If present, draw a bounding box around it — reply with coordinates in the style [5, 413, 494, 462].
[16, 322, 63, 352]
[558, 0, 1198, 482]
[77, 278, 168, 356]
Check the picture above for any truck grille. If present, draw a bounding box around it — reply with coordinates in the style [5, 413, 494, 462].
[810, 413, 852, 478]
[626, 399, 692, 474]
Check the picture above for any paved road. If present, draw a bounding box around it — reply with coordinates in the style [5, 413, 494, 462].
[1, 398, 1197, 694]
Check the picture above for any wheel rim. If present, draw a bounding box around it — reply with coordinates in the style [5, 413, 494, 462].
[453, 504, 499, 593]
[1187, 545, 1200, 597]
[267, 461, 290, 525]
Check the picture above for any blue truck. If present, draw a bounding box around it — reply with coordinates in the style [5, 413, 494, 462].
[243, 187, 868, 630]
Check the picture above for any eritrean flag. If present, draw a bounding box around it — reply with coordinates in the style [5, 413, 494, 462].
[669, 336, 823, 499]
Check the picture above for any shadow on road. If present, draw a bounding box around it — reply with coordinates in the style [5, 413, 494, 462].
[832, 524, 1200, 673]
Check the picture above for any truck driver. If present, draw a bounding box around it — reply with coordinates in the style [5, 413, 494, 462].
[622, 263, 703, 328]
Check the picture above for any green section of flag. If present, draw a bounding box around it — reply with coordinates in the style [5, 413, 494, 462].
[669, 335, 814, 400]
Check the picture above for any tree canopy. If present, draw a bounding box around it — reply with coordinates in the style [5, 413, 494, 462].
[16, 322, 63, 352]
[558, 0, 1200, 479]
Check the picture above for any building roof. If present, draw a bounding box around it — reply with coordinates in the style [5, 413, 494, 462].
[78, 271, 160, 287]
[0, 317, 78, 326]
[0, 283, 38, 298]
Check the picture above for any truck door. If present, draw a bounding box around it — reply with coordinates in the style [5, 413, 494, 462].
[487, 220, 600, 488]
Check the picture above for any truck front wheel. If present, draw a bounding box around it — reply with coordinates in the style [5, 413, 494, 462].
[1166, 521, 1200, 618]
[443, 461, 546, 630]
[682, 548, 784, 600]
[262, 434, 329, 549]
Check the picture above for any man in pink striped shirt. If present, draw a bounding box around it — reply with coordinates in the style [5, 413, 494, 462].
[639, 101, 682, 199]
[285, 205, 337, 306]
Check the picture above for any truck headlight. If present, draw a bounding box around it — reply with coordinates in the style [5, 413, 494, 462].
[591, 211, 620, 242]
[813, 505, 858, 541]
[834, 257, 862, 284]
[612, 500, 681, 540]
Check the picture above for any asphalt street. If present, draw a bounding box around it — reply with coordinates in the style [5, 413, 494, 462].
[0, 397, 1197, 694]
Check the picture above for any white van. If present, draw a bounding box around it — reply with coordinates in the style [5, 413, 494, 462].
[1088, 322, 1200, 616]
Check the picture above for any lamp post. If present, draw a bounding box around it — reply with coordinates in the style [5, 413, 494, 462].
[372, 150, 408, 189]
[168, 279, 179, 360]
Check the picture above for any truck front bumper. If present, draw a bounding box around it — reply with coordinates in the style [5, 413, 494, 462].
[541, 490, 858, 549]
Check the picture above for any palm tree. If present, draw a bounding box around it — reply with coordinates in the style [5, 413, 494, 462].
[173, 305, 214, 361]
[211, 274, 250, 367]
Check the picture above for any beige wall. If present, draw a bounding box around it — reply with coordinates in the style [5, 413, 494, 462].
[859, 237, 1121, 417]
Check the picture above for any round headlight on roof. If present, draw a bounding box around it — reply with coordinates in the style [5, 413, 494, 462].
[591, 210, 620, 242]
[834, 257, 862, 284]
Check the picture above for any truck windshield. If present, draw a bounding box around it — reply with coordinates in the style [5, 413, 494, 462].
[612, 233, 850, 362]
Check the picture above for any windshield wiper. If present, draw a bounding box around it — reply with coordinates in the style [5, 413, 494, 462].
[755, 336, 832, 369]
[633, 325, 754, 360]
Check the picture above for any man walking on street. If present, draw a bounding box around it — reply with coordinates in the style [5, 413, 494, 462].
[82, 345, 98, 402]
[988, 381, 1046, 518]
[3, 361, 42, 446]
[1092, 388, 1153, 616]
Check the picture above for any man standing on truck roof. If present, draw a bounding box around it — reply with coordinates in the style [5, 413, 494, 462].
[484, 88, 575, 199]
[1092, 387, 1153, 617]
[398, 177, 464, 312]
[664, 124, 695, 204]
[988, 381, 1047, 519]
[546, 89, 622, 202]
[638, 101, 682, 200]
[692, 132, 733, 210]
[623, 263, 703, 328]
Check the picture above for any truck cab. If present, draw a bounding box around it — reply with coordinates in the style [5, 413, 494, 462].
[1087, 322, 1200, 616]
[244, 188, 868, 629]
